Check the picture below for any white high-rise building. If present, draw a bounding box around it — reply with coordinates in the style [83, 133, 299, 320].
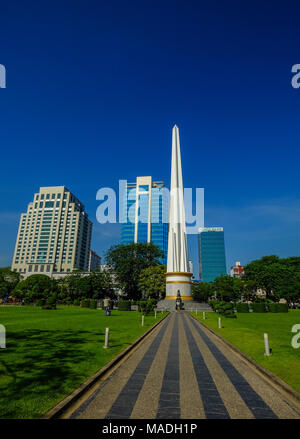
[11, 186, 92, 275]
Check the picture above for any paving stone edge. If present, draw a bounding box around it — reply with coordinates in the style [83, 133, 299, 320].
[41, 312, 170, 419]
[190, 312, 300, 407]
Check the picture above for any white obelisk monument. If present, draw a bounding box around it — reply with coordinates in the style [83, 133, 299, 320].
[165, 125, 192, 300]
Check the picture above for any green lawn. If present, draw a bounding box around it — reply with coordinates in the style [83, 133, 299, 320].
[0, 305, 166, 419]
[190, 310, 300, 393]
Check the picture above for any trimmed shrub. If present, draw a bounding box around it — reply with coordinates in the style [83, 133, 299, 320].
[268, 303, 278, 313]
[251, 302, 266, 313]
[118, 300, 131, 311]
[73, 299, 80, 306]
[277, 303, 288, 313]
[208, 300, 220, 312]
[137, 300, 156, 315]
[236, 303, 249, 313]
[211, 301, 236, 318]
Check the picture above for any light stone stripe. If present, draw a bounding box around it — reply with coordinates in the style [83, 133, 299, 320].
[183, 313, 254, 419]
[76, 316, 171, 419]
[194, 318, 300, 419]
[130, 313, 176, 419]
[178, 314, 205, 418]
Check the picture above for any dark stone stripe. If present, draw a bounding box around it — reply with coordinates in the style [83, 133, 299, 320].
[156, 313, 180, 419]
[182, 313, 229, 419]
[104, 314, 171, 419]
[188, 314, 278, 419]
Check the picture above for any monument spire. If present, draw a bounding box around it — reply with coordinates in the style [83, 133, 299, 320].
[165, 125, 192, 300]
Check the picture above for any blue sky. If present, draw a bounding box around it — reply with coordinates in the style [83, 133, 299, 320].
[0, 0, 300, 278]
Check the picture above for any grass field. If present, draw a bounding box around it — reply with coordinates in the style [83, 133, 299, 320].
[190, 310, 300, 393]
[0, 305, 165, 419]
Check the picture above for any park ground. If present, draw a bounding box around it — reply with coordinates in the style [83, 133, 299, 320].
[0, 305, 165, 419]
[191, 310, 300, 393]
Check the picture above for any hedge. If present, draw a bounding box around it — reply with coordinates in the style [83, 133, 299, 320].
[268, 303, 278, 313]
[236, 303, 249, 313]
[269, 303, 288, 313]
[118, 300, 131, 311]
[251, 303, 266, 313]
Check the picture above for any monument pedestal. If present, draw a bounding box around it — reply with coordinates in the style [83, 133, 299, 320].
[165, 272, 193, 300]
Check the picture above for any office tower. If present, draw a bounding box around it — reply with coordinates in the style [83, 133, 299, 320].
[230, 261, 245, 278]
[89, 250, 101, 272]
[198, 227, 227, 282]
[121, 176, 168, 264]
[11, 186, 92, 275]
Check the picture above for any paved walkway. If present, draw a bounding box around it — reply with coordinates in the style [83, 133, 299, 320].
[72, 312, 300, 419]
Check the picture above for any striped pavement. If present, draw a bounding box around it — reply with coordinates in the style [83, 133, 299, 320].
[72, 312, 300, 419]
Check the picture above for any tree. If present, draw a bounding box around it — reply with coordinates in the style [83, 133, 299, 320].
[89, 270, 115, 299]
[244, 255, 300, 301]
[212, 275, 241, 302]
[0, 268, 20, 299]
[139, 265, 166, 300]
[192, 282, 213, 303]
[13, 274, 57, 301]
[105, 243, 164, 300]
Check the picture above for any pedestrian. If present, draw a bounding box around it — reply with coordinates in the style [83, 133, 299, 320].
[104, 297, 111, 316]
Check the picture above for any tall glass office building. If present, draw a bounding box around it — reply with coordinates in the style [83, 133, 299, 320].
[121, 176, 168, 264]
[198, 227, 226, 282]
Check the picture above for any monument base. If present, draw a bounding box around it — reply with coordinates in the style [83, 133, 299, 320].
[165, 272, 193, 300]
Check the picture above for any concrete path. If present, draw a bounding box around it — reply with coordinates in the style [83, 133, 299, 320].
[72, 312, 300, 419]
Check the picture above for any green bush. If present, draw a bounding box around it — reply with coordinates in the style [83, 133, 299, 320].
[216, 302, 236, 318]
[268, 303, 278, 313]
[236, 302, 249, 313]
[36, 298, 45, 307]
[82, 299, 90, 308]
[42, 304, 56, 310]
[118, 300, 131, 311]
[42, 295, 56, 310]
[208, 300, 220, 312]
[73, 299, 80, 306]
[138, 299, 156, 315]
[277, 303, 288, 313]
[89, 299, 97, 309]
[251, 302, 266, 313]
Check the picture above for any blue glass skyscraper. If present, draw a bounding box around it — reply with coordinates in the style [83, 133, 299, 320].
[121, 177, 168, 264]
[198, 227, 226, 282]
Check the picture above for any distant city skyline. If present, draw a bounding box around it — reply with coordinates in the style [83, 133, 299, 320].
[1, 1, 300, 279]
